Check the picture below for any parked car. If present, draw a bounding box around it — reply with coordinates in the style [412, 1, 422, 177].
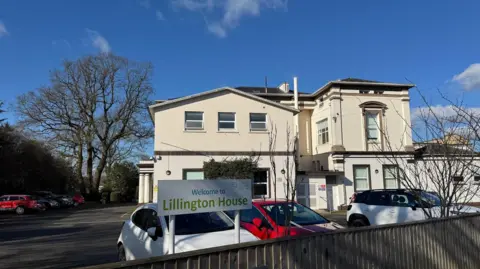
[347, 189, 480, 227]
[72, 193, 85, 206]
[54, 195, 75, 207]
[117, 203, 259, 261]
[225, 199, 344, 240]
[30, 192, 60, 209]
[0, 195, 46, 214]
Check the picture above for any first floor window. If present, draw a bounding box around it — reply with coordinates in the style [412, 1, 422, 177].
[218, 112, 236, 130]
[185, 111, 204, 130]
[253, 170, 268, 197]
[183, 170, 204, 180]
[354, 165, 370, 191]
[250, 113, 267, 131]
[383, 165, 399, 189]
[316, 118, 329, 145]
[366, 111, 379, 141]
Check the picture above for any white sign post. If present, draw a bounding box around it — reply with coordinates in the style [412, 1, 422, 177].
[157, 179, 252, 254]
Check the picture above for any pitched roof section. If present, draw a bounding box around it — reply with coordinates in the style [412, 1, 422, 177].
[340, 78, 383, 83]
[235, 86, 309, 95]
[148, 86, 300, 121]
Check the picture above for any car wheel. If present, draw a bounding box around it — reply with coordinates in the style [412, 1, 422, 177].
[118, 244, 126, 261]
[74, 202, 79, 207]
[15, 207, 25, 215]
[351, 218, 368, 227]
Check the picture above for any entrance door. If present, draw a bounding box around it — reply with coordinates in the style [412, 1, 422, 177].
[326, 175, 337, 211]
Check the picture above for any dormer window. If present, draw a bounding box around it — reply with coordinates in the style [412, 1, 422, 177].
[374, 90, 384, 94]
[359, 90, 370, 94]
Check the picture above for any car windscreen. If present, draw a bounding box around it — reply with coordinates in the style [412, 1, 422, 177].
[164, 212, 234, 235]
[419, 191, 441, 207]
[262, 202, 329, 226]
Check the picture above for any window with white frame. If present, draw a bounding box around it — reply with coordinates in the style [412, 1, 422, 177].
[183, 169, 204, 180]
[383, 165, 399, 189]
[354, 165, 370, 191]
[249, 113, 267, 131]
[185, 111, 204, 130]
[316, 119, 329, 145]
[366, 111, 379, 141]
[218, 112, 236, 130]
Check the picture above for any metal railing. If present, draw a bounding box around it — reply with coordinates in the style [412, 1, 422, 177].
[80, 213, 480, 269]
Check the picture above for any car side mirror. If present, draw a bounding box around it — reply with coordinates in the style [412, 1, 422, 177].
[147, 227, 162, 240]
[252, 218, 262, 228]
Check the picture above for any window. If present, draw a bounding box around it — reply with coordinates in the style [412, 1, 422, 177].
[452, 175, 464, 185]
[365, 191, 391, 206]
[316, 119, 329, 145]
[183, 169, 204, 180]
[374, 91, 384, 94]
[185, 111, 204, 130]
[0, 196, 7, 202]
[383, 165, 399, 189]
[262, 202, 329, 226]
[218, 112, 236, 130]
[390, 193, 412, 207]
[359, 90, 370, 94]
[366, 111, 379, 141]
[354, 165, 370, 191]
[133, 209, 161, 232]
[164, 212, 233, 235]
[253, 170, 268, 197]
[9, 196, 19, 201]
[474, 175, 480, 183]
[250, 113, 267, 131]
[132, 209, 148, 229]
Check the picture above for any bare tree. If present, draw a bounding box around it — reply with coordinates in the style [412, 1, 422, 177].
[16, 54, 154, 193]
[0, 101, 5, 124]
[268, 121, 302, 235]
[372, 87, 480, 218]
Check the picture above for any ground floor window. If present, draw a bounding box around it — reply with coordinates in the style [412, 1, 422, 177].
[383, 165, 399, 189]
[253, 170, 268, 198]
[183, 169, 204, 180]
[353, 165, 370, 191]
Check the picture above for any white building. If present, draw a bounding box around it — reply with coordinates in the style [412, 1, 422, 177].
[137, 78, 419, 210]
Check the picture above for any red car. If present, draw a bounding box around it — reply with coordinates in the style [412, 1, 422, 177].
[72, 193, 85, 206]
[226, 199, 343, 239]
[0, 195, 46, 215]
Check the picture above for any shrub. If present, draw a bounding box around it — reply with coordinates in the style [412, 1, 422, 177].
[203, 158, 258, 179]
[110, 191, 121, 203]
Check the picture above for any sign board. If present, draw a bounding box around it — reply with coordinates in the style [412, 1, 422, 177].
[319, 184, 326, 191]
[157, 179, 252, 216]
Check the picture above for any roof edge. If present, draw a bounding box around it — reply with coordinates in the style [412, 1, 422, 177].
[311, 81, 416, 97]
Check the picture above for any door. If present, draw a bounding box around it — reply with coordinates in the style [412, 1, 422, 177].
[363, 191, 395, 225]
[326, 186, 334, 211]
[391, 193, 426, 223]
[326, 176, 337, 211]
[0, 196, 9, 210]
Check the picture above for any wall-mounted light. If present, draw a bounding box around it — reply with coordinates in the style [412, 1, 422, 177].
[375, 169, 379, 174]
[166, 170, 171, 176]
[281, 169, 285, 174]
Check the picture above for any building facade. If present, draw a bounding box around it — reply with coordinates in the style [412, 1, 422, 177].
[138, 78, 418, 210]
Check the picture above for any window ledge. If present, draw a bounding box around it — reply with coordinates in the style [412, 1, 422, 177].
[184, 130, 206, 133]
[249, 130, 268, 134]
[217, 130, 239, 134]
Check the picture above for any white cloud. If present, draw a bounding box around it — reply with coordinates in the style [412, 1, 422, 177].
[0, 21, 9, 38]
[156, 10, 166, 20]
[172, 0, 287, 38]
[85, 29, 111, 54]
[453, 63, 480, 91]
[412, 105, 480, 122]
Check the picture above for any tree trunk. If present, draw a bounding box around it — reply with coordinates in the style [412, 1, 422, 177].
[76, 144, 86, 194]
[86, 141, 94, 193]
[94, 151, 108, 191]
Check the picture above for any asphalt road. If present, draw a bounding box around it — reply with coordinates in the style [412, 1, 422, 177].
[0, 204, 137, 269]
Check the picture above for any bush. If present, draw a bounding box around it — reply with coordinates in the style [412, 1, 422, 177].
[110, 191, 121, 203]
[100, 191, 110, 203]
[203, 158, 258, 179]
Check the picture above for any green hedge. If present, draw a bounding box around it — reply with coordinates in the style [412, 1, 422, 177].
[110, 191, 121, 202]
[203, 158, 258, 179]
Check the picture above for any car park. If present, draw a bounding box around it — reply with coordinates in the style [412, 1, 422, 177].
[117, 203, 259, 261]
[347, 189, 480, 227]
[225, 199, 344, 239]
[0, 194, 46, 214]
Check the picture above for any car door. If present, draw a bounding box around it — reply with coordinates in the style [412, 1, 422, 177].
[363, 191, 395, 225]
[140, 209, 165, 258]
[0, 196, 9, 210]
[239, 207, 273, 239]
[8, 196, 19, 209]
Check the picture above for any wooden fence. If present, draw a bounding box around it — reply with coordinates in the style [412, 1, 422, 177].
[81, 213, 480, 269]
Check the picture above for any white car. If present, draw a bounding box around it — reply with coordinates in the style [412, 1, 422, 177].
[117, 203, 259, 261]
[346, 189, 480, 227]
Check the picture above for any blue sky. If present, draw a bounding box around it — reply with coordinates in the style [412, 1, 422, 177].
[1, 0, 480, 124]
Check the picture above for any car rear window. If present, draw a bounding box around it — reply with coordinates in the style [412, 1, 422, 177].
[365, 191, 391, 206]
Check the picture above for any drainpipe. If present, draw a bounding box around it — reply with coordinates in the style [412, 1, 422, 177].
[293, 77, 300, 172]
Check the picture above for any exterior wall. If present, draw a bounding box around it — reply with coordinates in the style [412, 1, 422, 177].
[335, 89, 413, 152]
[152, 154, 290, 200]
[297, 109, 313, 171]
[153, 91, 295, 153]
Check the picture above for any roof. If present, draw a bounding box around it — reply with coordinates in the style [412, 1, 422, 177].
[148, 86, 300, 121]
[415, 144, 475, 156]
[235, 86, 309, 95]
[311, 79, 415, 97]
